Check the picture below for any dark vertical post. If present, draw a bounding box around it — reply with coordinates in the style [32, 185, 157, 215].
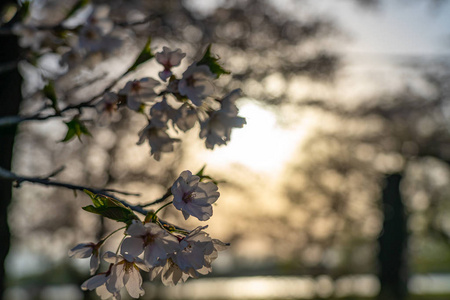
[377, 173, 408, 300]
[0, 2, 23, 299]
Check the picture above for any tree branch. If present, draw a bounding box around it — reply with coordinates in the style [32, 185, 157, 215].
[141, 188, 172, 207]
[114, 15, 157, 27]
[0, 166, 146, 215]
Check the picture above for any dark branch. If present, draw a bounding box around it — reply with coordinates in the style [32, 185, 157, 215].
[0, 166, 146, 214]
[114, 15, 157, 27]
[141, 188, 172, 207]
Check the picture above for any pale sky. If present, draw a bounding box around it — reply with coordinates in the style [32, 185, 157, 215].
[201, 0, 450, 173]
[315, 0, 450, 56]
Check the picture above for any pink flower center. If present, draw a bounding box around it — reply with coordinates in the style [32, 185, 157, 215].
[104, 101, 117, 113]
[143, 233, 157, 246]
[163, 61, 173, 71]
[121, 260, 136, 273]
[131, 81, 141, 92]
[182, 191, 195, 203]
[186, 75, 196, 87]
[85, 28, 98, 40]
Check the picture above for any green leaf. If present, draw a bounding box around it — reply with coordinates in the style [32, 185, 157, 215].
[194, 165, 219, 184]
[82, 206, 138, 224]
[17, 1, 31, 21]
[124, 37, 154, 75]
[197, 45, 230, 78]
[82, 205, 99, 214]
[61, 116, 92, 142]
[82, 190, 139, 224]
[84, 189, 105, 207]
[195, 165, 207, 177]
[43, 81, 60, 114]
[64, 0, 90, 20]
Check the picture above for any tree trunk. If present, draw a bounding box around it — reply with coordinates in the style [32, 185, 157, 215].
[0, 3, 23, 299]
[377, 173, 408, 300]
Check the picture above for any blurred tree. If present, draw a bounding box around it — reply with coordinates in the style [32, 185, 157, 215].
[0, 1, 24, 299]
[284, 61, 450, 299]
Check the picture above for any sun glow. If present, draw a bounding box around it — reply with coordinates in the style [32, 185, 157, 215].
[201, 101, 313, 175]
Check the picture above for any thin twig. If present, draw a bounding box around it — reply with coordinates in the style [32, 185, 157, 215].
[114, 15, 156, 27]
[45, 166, 66, 178]
[0, 81, 112, 128]
[141, 188, 172, 207]
[101, 188, 140, 197]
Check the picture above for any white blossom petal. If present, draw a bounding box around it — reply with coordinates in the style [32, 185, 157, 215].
[134, 257, 150, 272]
[68, 243, 94, 258]
[178, 64, 214, 106]
[126, 220, 146, 236]
[182, 210, 191, 220]
[106, 263, 125, 294]
[90, 253, 100, 275]
[124, 268, 145, 298]
[150, 266, 163, 281]
[121, 237, 144, 258]
[103, 251, 121, 264]
[96, 284, 121, 300]
[81, 274, 108, 291]
[144, 243, 169, 267]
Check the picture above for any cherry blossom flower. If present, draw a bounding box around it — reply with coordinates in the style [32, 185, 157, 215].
[96, 92, 120, 125]
[12, 24, 55, 52]
[150, 227, 229, 285]
[175, 226, 214, 272]
[150, 98, 177, 128]
[81, 269, 121, 299]
[119, 78, 159, 111]
[103, 252, 149, 299]
[171, 170, 220, 221]
[78, 24, 105, 52]
[81, 273, 110, 294]
[77, 22, 122, 54]
[95, 284, 121, 300]
[156, 47, 186, 81]
[120, 220, 180, 267]
[60, 48, 84, 69]
[81, 251, 148, 299]
[150, 257, 191, 286]
[75, 5, 121, 54]
[178, 64, 214, 106]
[174, 103, 198, 132]
[86, 5, 114, 33]
[69, 242, 101, 275]
[199, 89, 246, 149]
[176, 226, 229, 275]
[137, 122, 180, 160]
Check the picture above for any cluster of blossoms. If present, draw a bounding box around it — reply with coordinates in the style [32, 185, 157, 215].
[96, 46, 246, 159]
[70, 170, 227, 299]
[12, 3, 242, 299]
[12, 1, 246, 157]
[13, 4, 122, 67]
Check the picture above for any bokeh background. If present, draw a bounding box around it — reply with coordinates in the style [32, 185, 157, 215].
[2, 0, 450, 299]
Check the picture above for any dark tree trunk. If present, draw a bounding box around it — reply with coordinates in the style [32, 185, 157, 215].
[377, 173, 408, 300]
[0, 3, 23, 299]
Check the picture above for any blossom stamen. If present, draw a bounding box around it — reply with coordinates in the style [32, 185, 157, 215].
[143, 233, 156, 246]
[182, 191, 195, 203]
